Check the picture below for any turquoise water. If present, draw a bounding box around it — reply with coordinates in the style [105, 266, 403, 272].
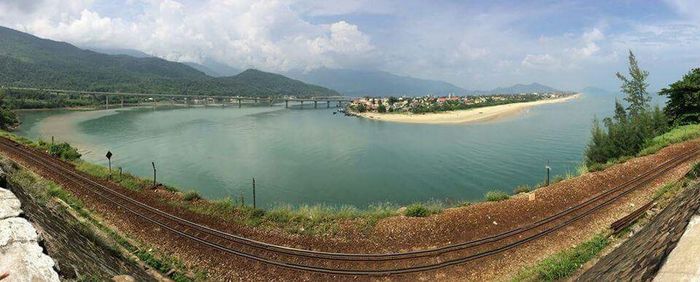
[16, 91, 624, 208]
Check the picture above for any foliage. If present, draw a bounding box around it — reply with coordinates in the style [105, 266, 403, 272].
[0, 92, 18, 129]
[183, 190, 202, 201]
[46, 142, 82, 160]
[377, 104, 387, 113]
[404, 203, 442, 217]
[485, 190, 510, 202]
[616, 50, 651, 116]
[513, 185, 531, 194]
[585, 53, 669, 166]
[659, 68, 700, 125]
[513, 234, 609, 281]
[0, 26, 338, 98]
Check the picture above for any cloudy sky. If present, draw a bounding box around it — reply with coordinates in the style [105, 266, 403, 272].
[0, 0, 698, 91]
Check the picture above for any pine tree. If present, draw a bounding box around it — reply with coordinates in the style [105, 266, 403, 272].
[616, 50, 651, 116]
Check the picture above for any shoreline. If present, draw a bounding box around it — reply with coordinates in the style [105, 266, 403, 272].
[353, 93, 582, 124]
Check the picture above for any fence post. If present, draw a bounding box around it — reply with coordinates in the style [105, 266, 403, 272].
[252, 177, 256, 209]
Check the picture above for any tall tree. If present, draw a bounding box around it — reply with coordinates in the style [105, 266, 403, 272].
[0, 92, 19, 130]
[659, 68, 700, 125]
[616, 50, 651, 116]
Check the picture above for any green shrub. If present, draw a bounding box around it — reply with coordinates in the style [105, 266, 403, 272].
[38, 141, 82, 161]
[182, 190, 201, 201]
[485, 190, 510, 202]
[404, 204, 430, 217]
[513, 185, 530, 194]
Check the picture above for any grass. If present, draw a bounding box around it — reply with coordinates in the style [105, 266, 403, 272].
[485, 190, 510, 202]
[74, 161, 153, 191]
[513, 234, 610, 281]
[183, 190, 201, 201]
[639, 124, 700, 156]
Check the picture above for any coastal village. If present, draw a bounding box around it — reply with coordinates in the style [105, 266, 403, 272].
[348, 92, 575, 114]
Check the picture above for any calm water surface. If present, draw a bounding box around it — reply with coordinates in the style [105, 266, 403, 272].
[17, 91, 624, 208]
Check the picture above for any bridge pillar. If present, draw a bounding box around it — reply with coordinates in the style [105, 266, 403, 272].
[105, 95, 109, 109]
[327, 101, 330, 108]
[314, 101, 318, 108]
[285, 100, 288, 108]
[121, 96, 124, 108]
[301, 101, 304, 109]
[254, 98, 258, 104]
[238, 98, 242, 108]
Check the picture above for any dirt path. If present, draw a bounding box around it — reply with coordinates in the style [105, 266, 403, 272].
[0, 138, 698, 280]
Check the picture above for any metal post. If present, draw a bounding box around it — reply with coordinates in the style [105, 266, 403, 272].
[121, 96, 124, 108]
[545, 161, 551, 186]
[252, 177, 256, 209]
[152, 162, 157, 187]
[51, 136, 54, 146]
[106, 95, 109, 109]
[119, 167, 122, 179]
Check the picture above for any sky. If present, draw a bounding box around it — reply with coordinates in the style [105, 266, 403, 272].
[0, 0, 698, 91]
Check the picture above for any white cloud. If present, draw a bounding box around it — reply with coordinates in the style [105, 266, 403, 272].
[0, 0, 376, 72]
[521, 54, 560, 70]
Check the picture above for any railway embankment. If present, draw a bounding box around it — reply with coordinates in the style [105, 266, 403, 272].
[577, 175, 700, 280]
[0, 157, 155, 281]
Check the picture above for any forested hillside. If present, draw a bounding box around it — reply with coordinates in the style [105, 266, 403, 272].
[0, 26, 338, 97]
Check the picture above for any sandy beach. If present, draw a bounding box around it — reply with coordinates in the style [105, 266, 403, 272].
[354, 93, 581, 124]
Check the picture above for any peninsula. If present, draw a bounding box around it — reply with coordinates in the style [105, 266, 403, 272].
[348, 92, 580, 124]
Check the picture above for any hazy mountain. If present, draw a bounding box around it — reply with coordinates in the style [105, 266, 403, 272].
[286, 68, 468, 96]
[0, 26, 336, 96]
[482, 83, 560, 94]
[86, 47, 152, 58]
[580, 86, 614, 95]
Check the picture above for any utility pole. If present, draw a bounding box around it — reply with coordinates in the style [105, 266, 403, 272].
[252, 177, 256, 209]
[152, 162, 157, 187]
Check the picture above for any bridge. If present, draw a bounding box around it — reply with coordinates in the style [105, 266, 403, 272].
[1, 86, 353, 109]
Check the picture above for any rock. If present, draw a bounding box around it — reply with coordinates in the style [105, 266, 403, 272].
[111, 275, 136, 282]
[0, 188, 60, 282]
[0, 217, 39, 246]
[0, 188, 22, 219]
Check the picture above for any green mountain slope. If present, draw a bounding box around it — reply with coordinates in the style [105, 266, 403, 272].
[0, 26, 338, 97]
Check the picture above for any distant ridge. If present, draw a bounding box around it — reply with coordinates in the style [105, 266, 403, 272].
[473, 83, 560, 95]
[0, 25, 337, 97]
[286, 68, 468, 97]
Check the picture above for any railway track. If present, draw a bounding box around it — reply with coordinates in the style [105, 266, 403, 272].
[0, 136, 696, 276]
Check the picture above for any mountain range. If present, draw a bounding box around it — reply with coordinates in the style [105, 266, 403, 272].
[0, 26, 337, 97]
[285, 68, 563, 96]
[0, 25, 561, 98]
